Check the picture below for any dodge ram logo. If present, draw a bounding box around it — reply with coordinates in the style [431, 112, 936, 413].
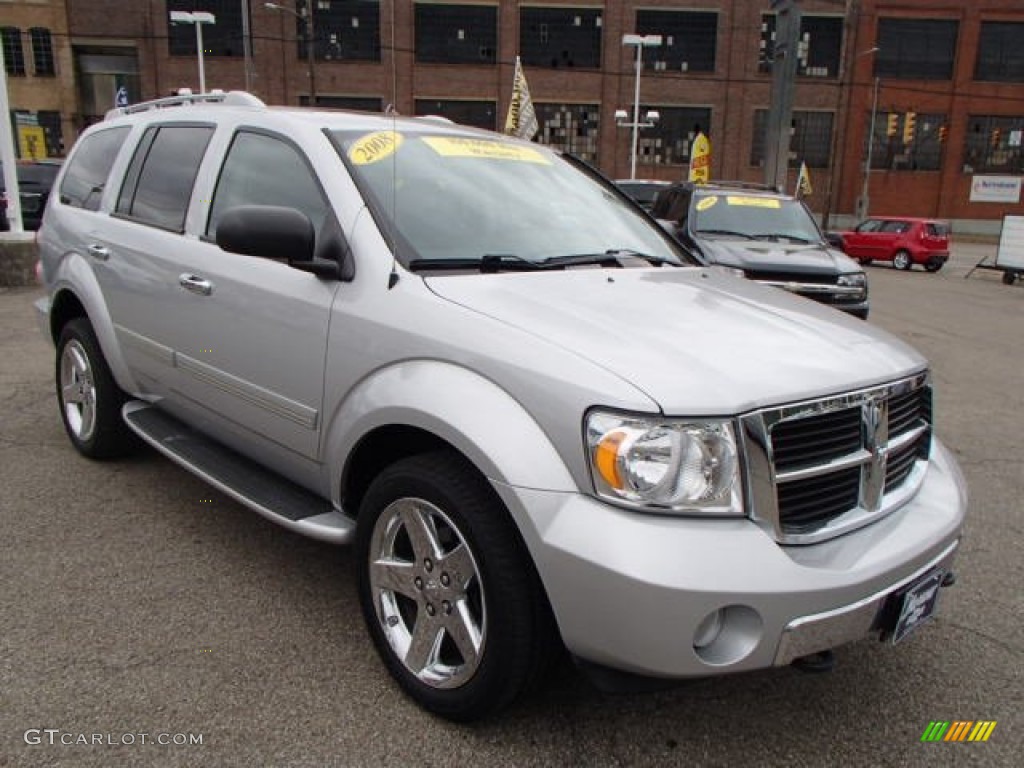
[862, 396, 889, 511]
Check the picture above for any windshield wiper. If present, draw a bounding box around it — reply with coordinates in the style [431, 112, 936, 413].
[408, 250, 679, 274]
[539, 250, 676, 268]
[407, 254, 544, 273]
[695, 228, 757, 240]
[751, 233, 815, 244]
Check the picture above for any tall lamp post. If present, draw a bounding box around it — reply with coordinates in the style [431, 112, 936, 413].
[621, 34, 662, 180]
[169, 11, 217, 94]
[857, 74, 881, 220]
[265, 1, 316, 106]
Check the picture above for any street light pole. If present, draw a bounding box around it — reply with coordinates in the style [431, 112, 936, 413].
[858, 75, 880, 220]
[265, 1, 317, 105]
[169, 11, 217, 93]
[621, 34, 662, 180]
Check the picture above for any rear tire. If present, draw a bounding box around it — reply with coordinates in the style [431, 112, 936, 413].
[355, 451, 557, 722]
[1003, 271, 1019, 285]
[56, 318, 136, 459]
[924, 259, 943, 273]
[892, 250, 912, 271]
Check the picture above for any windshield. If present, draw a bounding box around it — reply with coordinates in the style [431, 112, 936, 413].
[330, 129, 688, 267]
[691, 192, 824, 243]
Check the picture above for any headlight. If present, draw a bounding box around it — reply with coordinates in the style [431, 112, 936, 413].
[586, 411, 743, 515]
[837, 272, 867, 299]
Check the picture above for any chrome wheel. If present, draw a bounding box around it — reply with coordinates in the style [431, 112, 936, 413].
[893, 250, 912, 270]
[368, 497, 485, 689]
[60, 339, 97, 442]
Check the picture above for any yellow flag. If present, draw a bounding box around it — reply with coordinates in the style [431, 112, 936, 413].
[796, 161, 813, 197]
[504, 57, 539, 140]
[688, 132, 710, 183]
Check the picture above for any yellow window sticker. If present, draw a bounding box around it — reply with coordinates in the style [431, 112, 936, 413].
[726, 196, 781, 208]
[349, 131, 404, 165]
[695, 195, 718, 212]
[422, 137, 550, 164]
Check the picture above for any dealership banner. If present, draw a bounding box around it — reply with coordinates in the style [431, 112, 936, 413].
[969, 176, 1022, 204]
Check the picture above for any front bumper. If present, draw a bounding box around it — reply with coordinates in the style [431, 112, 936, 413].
[493, 439, 966, 679]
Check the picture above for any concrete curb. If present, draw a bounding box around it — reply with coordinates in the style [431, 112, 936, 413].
[0, 234, 38, 287]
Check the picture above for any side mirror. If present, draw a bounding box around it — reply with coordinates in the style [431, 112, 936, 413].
[216, 205, 340, 278]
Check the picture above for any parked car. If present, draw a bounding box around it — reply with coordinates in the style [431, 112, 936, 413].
[0, 159, 63, 231]
[614, 179, 670, 212]
[652, 181, 870, 318]
[832, 217, 951, 272]
[35, 91, 965, 721]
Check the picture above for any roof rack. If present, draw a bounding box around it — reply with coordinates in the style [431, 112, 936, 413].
[693, 180, 782, 193]
[105, 90, 266, 121]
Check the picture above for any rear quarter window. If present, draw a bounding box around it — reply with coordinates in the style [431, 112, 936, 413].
[926, 222, 949, 237]
[59, 127, 130, 211]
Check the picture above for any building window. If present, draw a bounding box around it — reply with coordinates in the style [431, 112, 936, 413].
[168, 0, 245, 57]
[875, 19, 958, 80]
[2, 28, 25, 76]
[415, 3, 496, 65]
[636, 10, 717, 73]
[632, 107, 710, 166]
[751, 110, 834, 168]
[975, 22, 1024, 83]
[30, 28, 55, 76]
[865, 112, 946, 171]
[298, 0, 380, 62]
[520, 6, 602, 70]
[964, 116, 1024, 174]
[37, 110, 64, 156]
[414, 99, 496, 131]
[759, 14, 842, 78]
[300, 95, 383, 111]
[534, 103, 599, 163]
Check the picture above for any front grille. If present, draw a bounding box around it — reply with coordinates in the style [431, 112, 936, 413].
[771, 406, 862, 472]
[776, 467, 861, 533]
[742, 374, 933, 544]
[746, 271, 861, 306]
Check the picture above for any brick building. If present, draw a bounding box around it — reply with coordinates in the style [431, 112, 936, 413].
[0, 0, 76, 158]
[8, 1, 1024, 228]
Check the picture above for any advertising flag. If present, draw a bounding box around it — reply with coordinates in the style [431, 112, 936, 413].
[504, 56, 539, 141]
[796, 161, 813, 197]
[688, 132, 710, 183]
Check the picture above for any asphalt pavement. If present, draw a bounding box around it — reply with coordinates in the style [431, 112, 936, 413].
[1, 243, 1020, 767]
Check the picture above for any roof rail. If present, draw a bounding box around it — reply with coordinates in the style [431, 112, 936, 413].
[105, 90, 266, 121]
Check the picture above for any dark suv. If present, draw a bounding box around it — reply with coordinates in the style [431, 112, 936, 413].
[653, 182, 869, 318]
[0, 160, 63, 231]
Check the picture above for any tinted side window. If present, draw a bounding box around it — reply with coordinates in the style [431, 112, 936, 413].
[206, 131, 329, 239]
[857, 219, 882, 233]
[59, 127, 129, 211]
[117, 125, 214, 231]
[880, 220, 909, 233]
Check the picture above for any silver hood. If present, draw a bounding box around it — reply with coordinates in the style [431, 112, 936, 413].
[700, 240, 863, 275]
[425, 267, 924, 415]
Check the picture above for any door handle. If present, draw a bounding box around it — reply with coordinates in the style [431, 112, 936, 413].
[86, 244, 110, 261]
[178, 273, 214, 296]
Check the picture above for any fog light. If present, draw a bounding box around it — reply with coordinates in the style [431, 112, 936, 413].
[693, 609, 724, 649]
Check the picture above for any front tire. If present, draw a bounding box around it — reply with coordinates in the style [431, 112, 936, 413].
[56, 318, 135, 459]
[893, 250, 913, 271]
[355, 451, 556, 721]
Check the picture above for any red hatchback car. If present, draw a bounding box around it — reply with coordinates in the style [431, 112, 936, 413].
[835, 217, 951, 272]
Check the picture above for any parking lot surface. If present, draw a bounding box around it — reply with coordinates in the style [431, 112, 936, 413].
[1, 243, 1020, 767]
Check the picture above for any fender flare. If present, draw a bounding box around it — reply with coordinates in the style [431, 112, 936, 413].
[324, 360, 578, 509]
[50, 253, 139, 395]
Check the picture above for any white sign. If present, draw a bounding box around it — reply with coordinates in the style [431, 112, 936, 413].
[970, 175, 1022, 204]
[996, 215, 1024, 271]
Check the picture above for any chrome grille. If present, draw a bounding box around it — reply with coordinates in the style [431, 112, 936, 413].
[740, 373, 932, 545]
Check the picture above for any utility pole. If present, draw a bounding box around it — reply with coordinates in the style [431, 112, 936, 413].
[241, 0, 254, 92]
[764, 0, 801, 192]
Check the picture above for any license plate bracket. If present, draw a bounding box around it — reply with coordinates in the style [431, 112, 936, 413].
[886, 568, 945, 645]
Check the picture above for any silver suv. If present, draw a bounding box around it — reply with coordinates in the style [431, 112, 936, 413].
[35, 91, 966, 721]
